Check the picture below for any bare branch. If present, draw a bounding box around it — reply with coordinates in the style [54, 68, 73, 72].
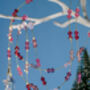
[0, 0, 90, 28]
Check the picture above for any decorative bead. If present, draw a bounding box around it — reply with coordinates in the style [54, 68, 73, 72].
[68, 30, 72, 35]
[32, 37, 37, 48]
[47, 68, 55, 73]
[70, 50, 74, 60]
[19, 56, 23, 60]
[17, 66, 23, 76]
[26, 0, 32, 4]
[75, 8, 80, 13]
[75, 13, 79, 17]
[7, 48, 11, 59]
[43, 81, 47, 85]
[22, 15, 28, 21]
[54, 88, 59, 90]
[67, 72, 71, 76]
[41, 77, 45, 81]
[65, 72, 71, 81]
[74, 30, 79, 35]
[24, 61, 29, 73]
[88, 32, 90, 37]
[75, 36, 79, 40]
[12, 12, 17, 17]
[67, 15, 72, 19]
[41, 76, 47, 85]
[25, 40, 29, 51]
[14, 9, 19, 13]
[36, 58, 40, 63]
[36, 58, 41, 67]
[67, 9, 72, 14]
[77, 72, 81, 84]
[68, 30, 73, 40]
[15, 46, 19, 50]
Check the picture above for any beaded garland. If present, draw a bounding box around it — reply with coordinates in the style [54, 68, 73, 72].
[4, 0, 88, 90]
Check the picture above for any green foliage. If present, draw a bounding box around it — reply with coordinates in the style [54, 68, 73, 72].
[71, 49, 90, 90]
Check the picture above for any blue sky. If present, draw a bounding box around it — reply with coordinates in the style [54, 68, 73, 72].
[0, 0, 90, 90]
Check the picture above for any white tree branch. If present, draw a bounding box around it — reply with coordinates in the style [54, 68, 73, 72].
[54, 17, 90, 28]
[0, 0, 90, 28]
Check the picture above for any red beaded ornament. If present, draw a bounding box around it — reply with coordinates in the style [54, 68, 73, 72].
[32, 37, 37, 48]
[41, 76, 47, 85]
[74, 30, 79, 40]
[26, 0, 32, 4]
[67, 9, 72, 19]
[68, 30, 73, 40]
[75, 8, 80, 18]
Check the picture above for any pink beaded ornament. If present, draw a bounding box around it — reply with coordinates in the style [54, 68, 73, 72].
[32, 37, 37, 48]
[70, 50, 74, 60]
[88, 32, 90, 37]
[26, 0, 32, 4]
[22, 15, 28, 21]
[75, 8, 80, 18]
[25, 40, 30, 51]
[41, 76, 47, 85]
[36, 58, 41, 67]
[77, 72, 82, 84]
[67, 9, 72, 19]
[7, 47, 11, 60]
[17, 66, 23, 76]
[74, 30, 79, 40]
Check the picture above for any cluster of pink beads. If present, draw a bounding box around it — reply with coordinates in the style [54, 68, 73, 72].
[41, 76, 47, 85]
[17, 66, 23, 76]
[75, 8, 80, 18]
[46, 68, 55, 73]
[74, 30, 79, 40]
[88, 31, 90, 37]
[8, 27, 13, 43]
[14, 46, 23, 60]
[77, 72, 82, 84]
[32, 37, 37, 48]
[77, 47, 84, 62]
[24, 61, 29, 73]
[65, 72, 72, 81]
[7, 47, 11, 60]
[25, 40, 30, 51]
[25, 0, 32, 4]
[26, 83, 38, 90]
[70, 49, 74, 60]
[36, 58, 41, 67]
[67, 9, 72, 19]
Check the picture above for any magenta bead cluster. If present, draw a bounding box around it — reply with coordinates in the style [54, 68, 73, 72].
[74, 30, 79, 40]
[7, 47, 11, 60]
[17, 66, 23, 76]
[25, 40, 30, 51]
[75, 8, 80, 18]
[41, 76, 47, 85]
[88, 32, 90, 37]
[68, 30, 80, 40]
[14, 46, 23, 60]
[68, 30, 73, 40]
[26, 83, 38, 90]
[67, 9, 72, 19]
[47, 68, 55, 73]
[32, 37, 37, 48]
[25, 0, 32, 4]
[65, 72, 71, 81]
[36, 58, 41, 67]
[77, 72, 82, 84]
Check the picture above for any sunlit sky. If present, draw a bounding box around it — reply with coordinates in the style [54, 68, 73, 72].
[0, 0, 90, 90]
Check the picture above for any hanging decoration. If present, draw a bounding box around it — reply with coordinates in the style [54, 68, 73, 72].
[1, 0, 89, 90]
